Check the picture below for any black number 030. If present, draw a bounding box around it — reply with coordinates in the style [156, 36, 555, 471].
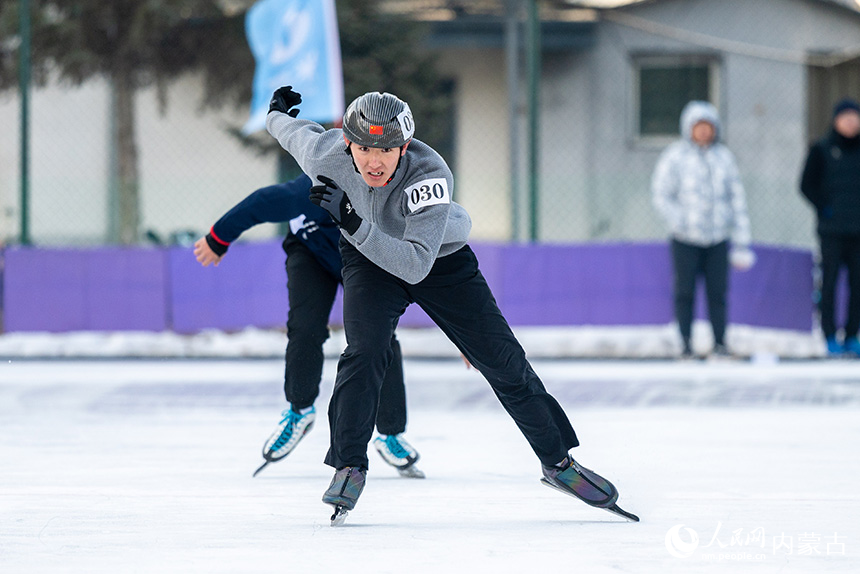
[411, 183, 445, 204]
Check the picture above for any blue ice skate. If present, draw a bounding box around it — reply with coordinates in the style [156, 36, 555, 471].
[826, 337, 845, 357]
[253, 406, 315, 476]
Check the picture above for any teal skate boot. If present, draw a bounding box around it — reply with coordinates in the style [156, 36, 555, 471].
[373, 434, 425, 478]
[252, 406, 315, 476]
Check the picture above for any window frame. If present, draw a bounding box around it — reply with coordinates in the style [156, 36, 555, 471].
[631, 53, 722, 148]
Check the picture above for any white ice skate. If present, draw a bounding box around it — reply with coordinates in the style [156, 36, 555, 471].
[253, 406, 315, 476]
[373, 434, 425, 478]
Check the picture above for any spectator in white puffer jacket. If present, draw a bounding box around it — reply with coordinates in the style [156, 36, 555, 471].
[651, 100, 754, 359]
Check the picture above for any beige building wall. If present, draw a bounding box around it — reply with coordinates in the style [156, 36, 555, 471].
[0, 78, 111, 244]
[439, 49, 513, 241]
[0, 74, 278, 246]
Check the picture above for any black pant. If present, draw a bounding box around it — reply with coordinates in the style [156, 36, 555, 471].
[325, 241, 578, 470]
[818, 232, 860, 340]
[671, 239, 729, 348]
[282, 236, 406, 435]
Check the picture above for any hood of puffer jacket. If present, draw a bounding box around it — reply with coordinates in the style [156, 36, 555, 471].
[680, 100, 721, 144]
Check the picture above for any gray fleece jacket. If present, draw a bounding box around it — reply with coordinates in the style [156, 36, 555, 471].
[267, 110, 472, 284]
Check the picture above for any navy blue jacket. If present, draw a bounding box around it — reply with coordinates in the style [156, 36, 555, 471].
[210, 174, 343, 279]
[801, 129, 860, 235]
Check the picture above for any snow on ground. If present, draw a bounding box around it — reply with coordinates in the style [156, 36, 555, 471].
[1, 357, 859, 573]
[0, 321, 833, 360]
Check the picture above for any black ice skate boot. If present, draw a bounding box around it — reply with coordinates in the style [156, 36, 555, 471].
[322, 466, 366, 526]
[541, 456, 639, 522]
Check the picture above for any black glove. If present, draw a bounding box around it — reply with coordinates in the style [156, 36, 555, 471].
[309, 176, 362, 235]
[204, 232, 229, 256]
[269, 85, 302, 117]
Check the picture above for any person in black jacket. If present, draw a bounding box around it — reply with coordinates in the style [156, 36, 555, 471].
[193, 174, 425, 477]
[800, 97, 860, 357]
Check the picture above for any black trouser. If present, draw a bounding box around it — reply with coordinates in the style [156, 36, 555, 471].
[325, 241, 578, 470]
[282, 236, 406, 435]
[818, 232, 860, 340]
[671, 238, 729, 348]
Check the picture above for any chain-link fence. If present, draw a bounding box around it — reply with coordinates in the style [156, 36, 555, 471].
[0, 74, 279, 247]
[2, 1, 859, 249]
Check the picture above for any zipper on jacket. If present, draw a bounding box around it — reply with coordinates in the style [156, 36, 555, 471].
[703, 150, 716, 243]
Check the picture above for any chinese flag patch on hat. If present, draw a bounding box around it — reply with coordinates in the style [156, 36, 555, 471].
[369, 125, 383, 135]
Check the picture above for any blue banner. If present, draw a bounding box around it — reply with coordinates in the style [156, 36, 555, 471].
[242, 0, 344, 134]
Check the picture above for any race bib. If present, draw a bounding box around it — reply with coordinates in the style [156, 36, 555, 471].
[404, 178, 450, 213]
[397, 107, 415, 141]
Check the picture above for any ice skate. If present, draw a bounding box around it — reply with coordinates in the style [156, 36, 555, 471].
[708, 343, 736, 362]
[541, 456, 639, 522]
[322, 466, 366, 526]
[253, 406, 315, 476]
[842, 337, 860, 357]
[373, 434, 425, 478]
[826, 337, 844, 357]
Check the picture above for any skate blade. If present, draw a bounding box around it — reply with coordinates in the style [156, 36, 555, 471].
[397, 465, 426, 479]
[330, 506, 349, 526]
[606, 503, 640, 522]
[540, 478, 638, 522]
[252, 460, 271, 477]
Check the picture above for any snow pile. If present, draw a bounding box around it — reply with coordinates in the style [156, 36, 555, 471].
[0, 321, 828, 359]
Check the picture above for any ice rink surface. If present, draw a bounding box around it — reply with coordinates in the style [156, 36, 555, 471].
[2, 358, 859, 573]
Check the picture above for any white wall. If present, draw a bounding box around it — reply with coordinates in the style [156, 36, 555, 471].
[0, 73, 279, 246]
[439, 49, 513, 241]
[567, 0, 860, 248]
[136, 74, 278, 245]
[432, 0, 860, 247]
[0, 89, 21, 245]
[0, 78, 111, 244]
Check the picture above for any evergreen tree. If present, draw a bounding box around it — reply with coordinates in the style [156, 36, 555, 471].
[337, 0, 454, 157]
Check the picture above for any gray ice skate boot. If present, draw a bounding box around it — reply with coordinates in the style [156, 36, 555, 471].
[372, 434, 425, 478]
[323, 466, 367, 526]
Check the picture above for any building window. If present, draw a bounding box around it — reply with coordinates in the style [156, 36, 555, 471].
[634, 56, 719, 139]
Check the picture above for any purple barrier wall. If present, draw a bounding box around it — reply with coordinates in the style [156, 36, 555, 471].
[2, 246, 168, 332]
[170, 242, 288, 333]
[470, 243, 675, 325]
[724, 245, 816, 331]
[1, 241, 817, 333]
